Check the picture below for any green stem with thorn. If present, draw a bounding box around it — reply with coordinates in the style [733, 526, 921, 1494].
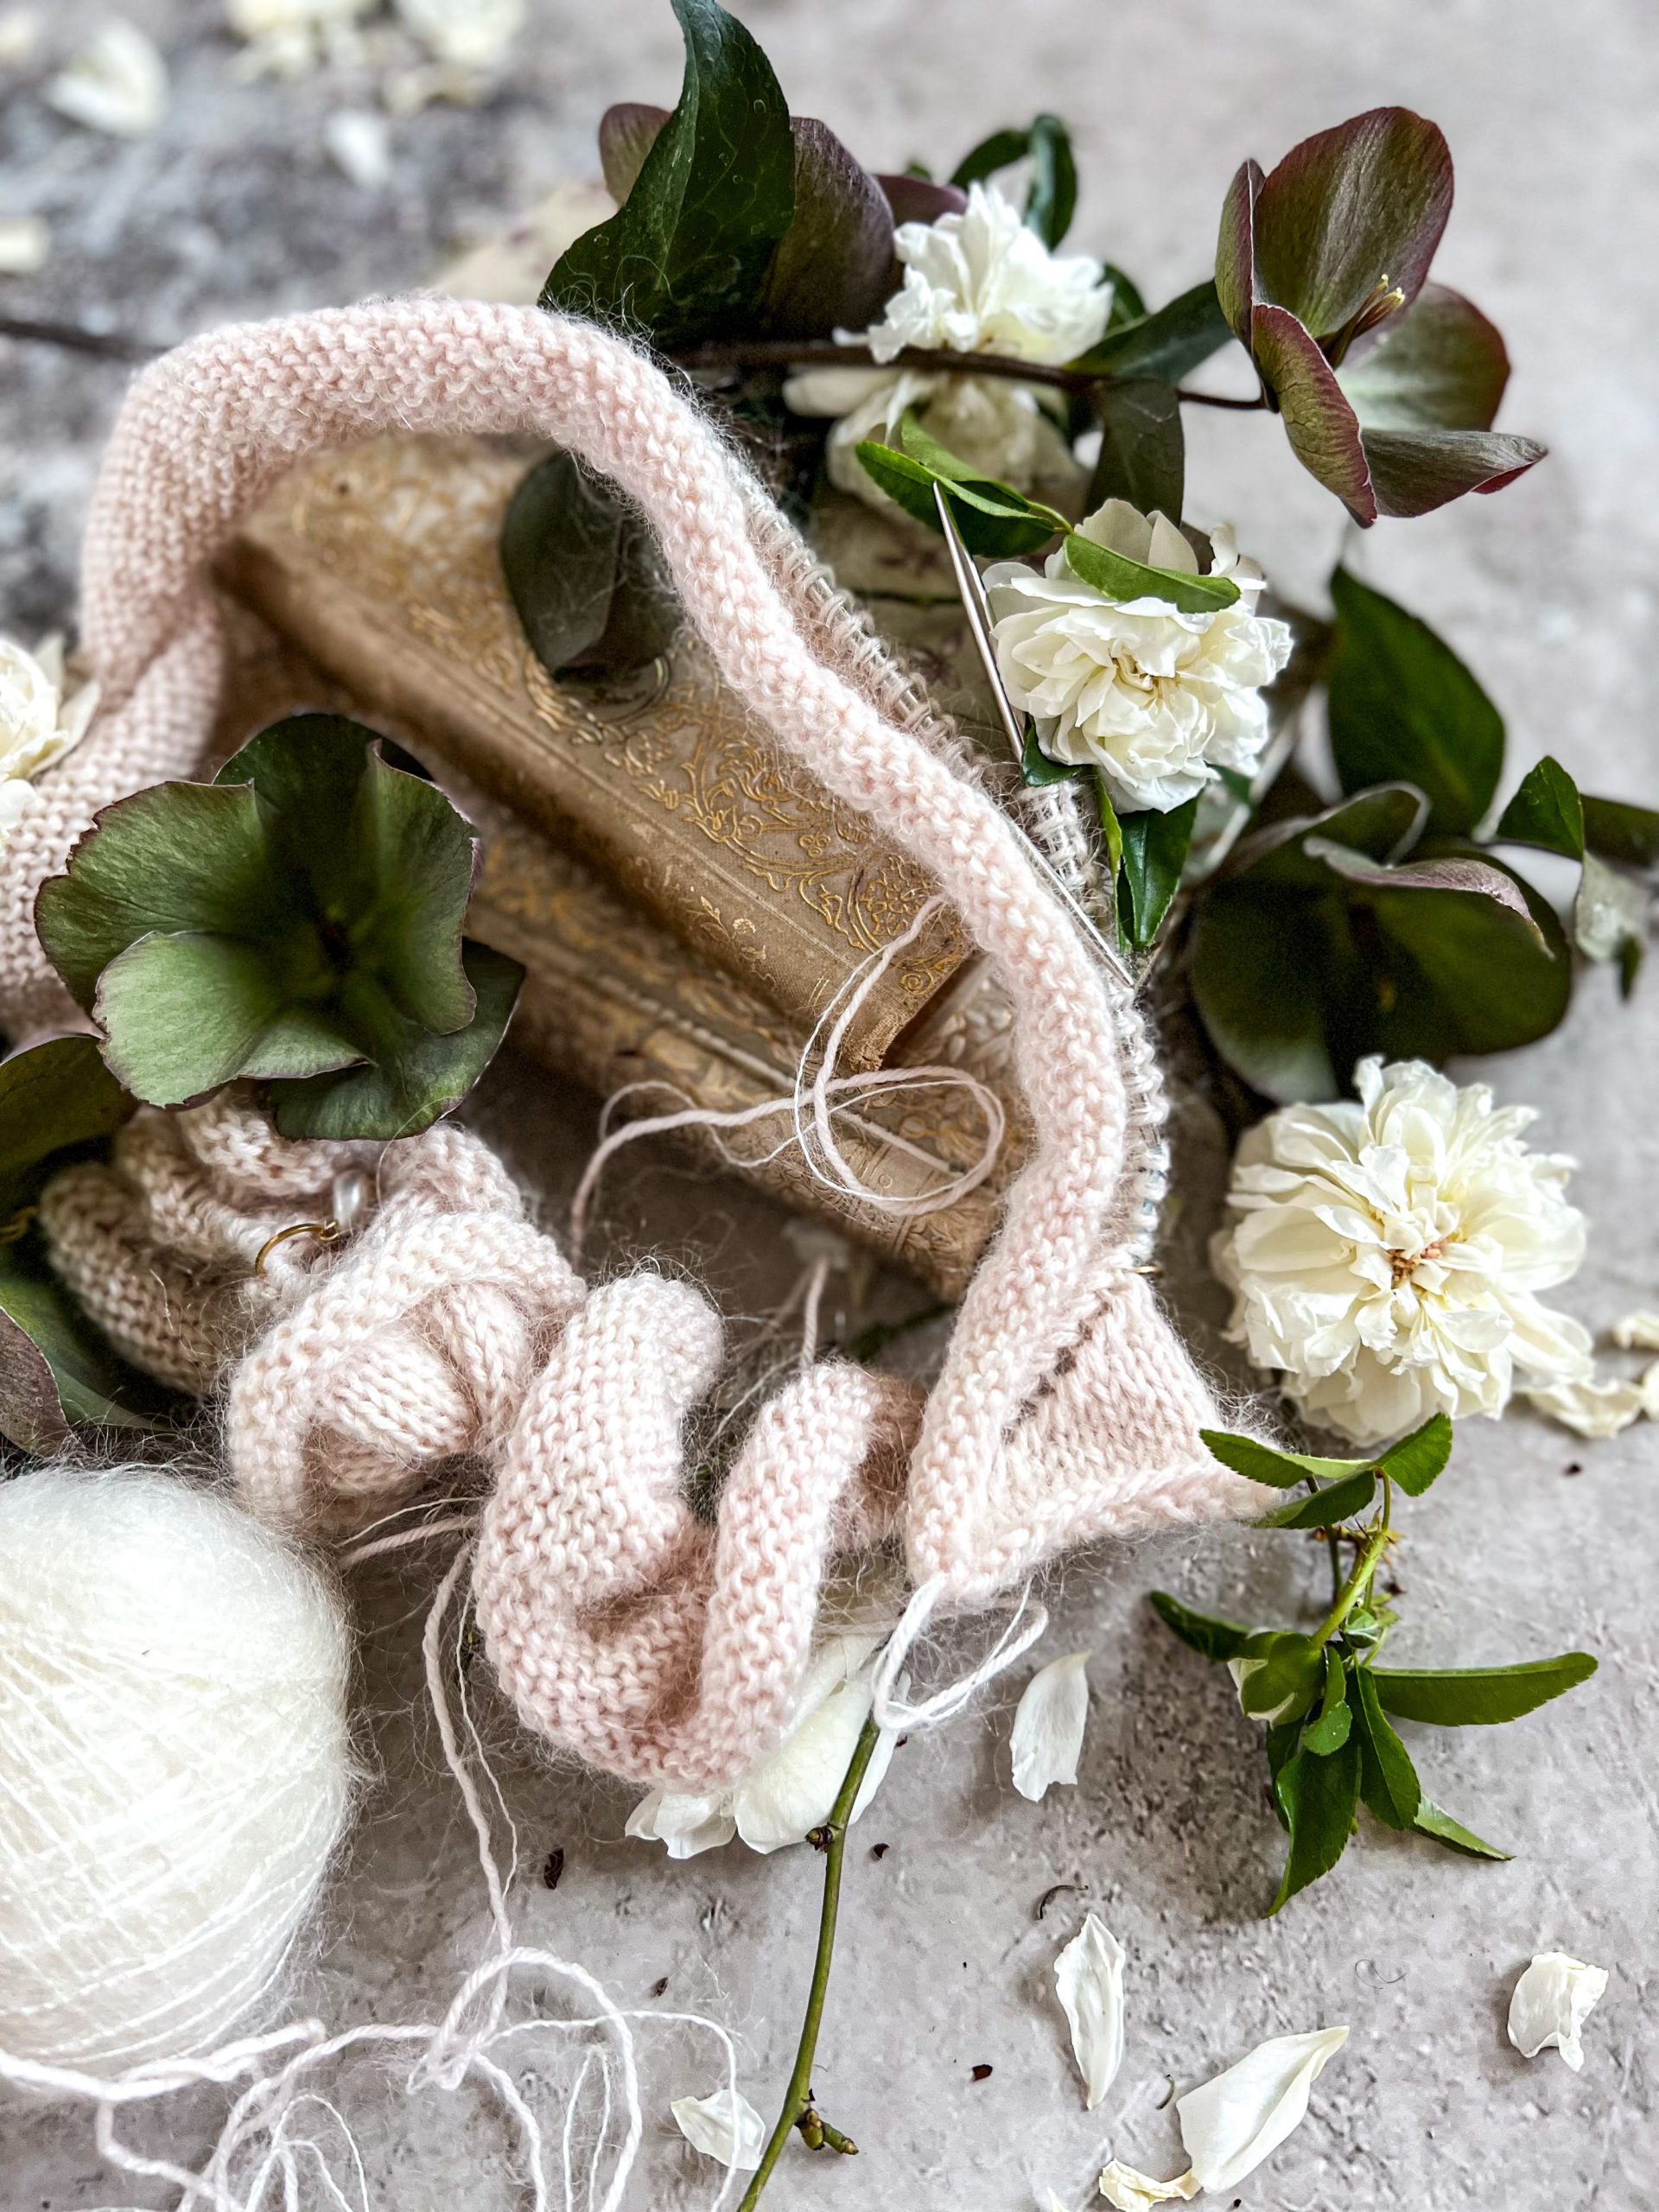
[737, 1712, 883, 2210]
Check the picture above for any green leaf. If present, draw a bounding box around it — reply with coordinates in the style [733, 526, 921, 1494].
[1020, 725, 1084, 788]
[1303, 841, 1547, 947]
[500, 450, 678, 679]
[1370, 1651, 1597, 1726]
[1496, 756, 1586, 861]
[1084, 378, 1185, 524]
[1116, 798, 1198, 947]
[950, 127, 1031, 189]
[1238, 1630, 1324, 1722]
[1099, 264, 1147, 328]
[1095, 775, 1123, 883]
[1249, 107, 1452, 344]
[1580, 793, 1659, 870]
[854, 429, 1059, 557]
[1200, 1426, 1374, 1490]
[1148, 1589, 1251, 1662]
[1303, 1652, 1354, 1754]
[1351, 1666, 1421, 1829]
[1379, 1412, 1452, 1497]
[541, 0, 795, 349]
[1338, 284, 1510, 433]
[1025, 114, 1077, 249]
[1270, 1732, 1360, 1911]
[41, 717, 523, 1141]
[1328, 568, 1505, 838]
[1192, 785, 1572, 1102]
[1063, 526, 1239, 615]
[1413, 1798, 1512, 1861]
[1069, 280, 1232, 385]
[0, 1033, 130, 1218]
[1262, 1468, 1377, 1529]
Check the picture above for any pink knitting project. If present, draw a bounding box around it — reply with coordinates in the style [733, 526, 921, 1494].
[7, 301, 1258, 1791]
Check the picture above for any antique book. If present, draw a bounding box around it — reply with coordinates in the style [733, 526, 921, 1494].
[218, 434, 979, 1072]
[212, 604, 1027, 1298]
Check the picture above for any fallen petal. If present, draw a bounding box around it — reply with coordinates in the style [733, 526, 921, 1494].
[1054, 1912, 1127, 2110]
[45, 20, 167, 137]
[624, 1789, 736, 1859]
[1097, 2159, 1201, 2207]
[1522, 1375, 1644, 1440]
[1012, 1650, 1092, 1801]
[1507, 1952, 1609, 2071]
[1611, 1310, 1659, 1352]
[671, 2086, 767, 2171]
[1177, 2024, 1349, 2191]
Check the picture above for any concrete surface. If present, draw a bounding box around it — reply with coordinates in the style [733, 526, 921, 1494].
[2, 3, 1656, 2207]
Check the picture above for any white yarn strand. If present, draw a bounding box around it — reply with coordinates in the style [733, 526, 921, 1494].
[869, 1573, 1050, 1732]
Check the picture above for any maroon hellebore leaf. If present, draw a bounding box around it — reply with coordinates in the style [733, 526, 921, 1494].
[877, 174, 969, 226]
[598, 100, 671, 201]
[1338, 284, 1510, 431]
[755, 116, 897, 337]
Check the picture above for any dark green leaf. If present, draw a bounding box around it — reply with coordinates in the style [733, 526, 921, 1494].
[1100, 264, 1147, 327]
[1249, 108, 1452, 343]
[1148, 1590, 1251, 1662]
[1265, 1718, 1300, 1828]
[1096, 774, 1123, 884]
[1263, 1468, 1376, 1529]
[754, 116, 897, 338]
[1338, 284, 1510, 432]
[1063, 531, 1237, 614]
[1370, 1651, 1597, 1726]
[1580, 794, 1659, 870]
[1070, 280, 1232, 385]
[950, 127, 1031, 189]
[1326, 573, 1504, 837]
[1379, 1412, 1453, 1497]
[1084, 379, 1185, 523]
[854, 432, 1059, 557]
[1303, 1652, 1354, 1754]
[1025, 114, 1077, 249]
[500, 451, 678, 679]
[1496, 757, 1586, 861]
[1413, 1799, 1511, 1860]
[0, 1033, 129, 1218]
[541, 0, 795, 349]
[1020, 725, 1084, 787]
[1302, 839, 1546, 947]
[1238, 1630, 1323, 1722]
[1270, 1732, 1360, 1911]
[1351, 1666, 1421, 1828]
[1200, 1426, 1371, 1490]
[1117, 798, 1198, 947]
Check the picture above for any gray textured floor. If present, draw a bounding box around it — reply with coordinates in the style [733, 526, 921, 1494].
[3, 3, 1656, 2207]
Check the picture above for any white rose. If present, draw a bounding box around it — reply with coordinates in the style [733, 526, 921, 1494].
[626, 1630, 894, 1858]
[982, 501, 1294, 813]
[785, 181, 1112, 512]
[1211, 1057, 1595, 1446]
[0, 635, 99, 856]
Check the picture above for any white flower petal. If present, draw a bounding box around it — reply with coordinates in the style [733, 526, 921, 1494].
[1508, 1953, 1608, 2071]
[0, 215, 48, 275]
[1011, 1650, 1090, 1801]
[323, 109, 391, 191]
[46, 20, 167, 137]
[1522, 1375, 1645, 1440]
[734, 1646, 889, 1853]
[396, 0, 524, 69]
[1176, 2024, 1349, 2192]
[1611, 1310, 1659, 1352]
[1054, 1912, 1127, 2110]
[671, 2086, 767, 2171]
[1096, 2161, 1200, 2208]
[624, 1789, 735, 1859]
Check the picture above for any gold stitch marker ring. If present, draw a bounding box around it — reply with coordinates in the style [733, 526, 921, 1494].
[253, 1217, 342, 1276]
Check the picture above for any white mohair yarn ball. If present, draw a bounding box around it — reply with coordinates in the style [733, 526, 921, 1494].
[0, 1468, 353, 2074]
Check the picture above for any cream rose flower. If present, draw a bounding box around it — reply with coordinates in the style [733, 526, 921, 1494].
[982, 500, 1294, 813]
[784, 181, 1112, 508]
[1211, 1057, 1595, 1444]
[0, 635, 99, 860]
[625, 1629, 894, 1858]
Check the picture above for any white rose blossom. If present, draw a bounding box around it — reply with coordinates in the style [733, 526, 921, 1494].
[983, 500, 1294, 813]
[0, 635, 99, 860]
[626, 1628, 894, 1858]
[1211, 1057, 1595, 1445]
[785, 181, 1112, 507]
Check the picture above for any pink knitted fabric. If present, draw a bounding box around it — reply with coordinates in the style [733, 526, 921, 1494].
[10, 300, 1260, 1789]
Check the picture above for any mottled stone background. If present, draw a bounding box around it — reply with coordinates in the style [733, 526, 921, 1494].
[2, 2, 1655, 2206]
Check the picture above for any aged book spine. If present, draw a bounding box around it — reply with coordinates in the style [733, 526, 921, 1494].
[211, 607, 1025, 1298]
[217, 433, 969, 1072]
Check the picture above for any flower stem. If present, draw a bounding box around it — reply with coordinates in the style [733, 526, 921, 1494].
[1311, 1503, 1393, 1651]
[738, 1713, 883, 2210]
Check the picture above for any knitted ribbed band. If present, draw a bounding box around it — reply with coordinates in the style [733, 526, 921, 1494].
[13, 300, 1260, 1789]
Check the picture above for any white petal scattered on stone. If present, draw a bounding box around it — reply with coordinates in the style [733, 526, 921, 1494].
[1639, 1362, 1659, 1421]
[1176, 2024, 1349, 2192]
[1011, 1650, 1091, 1801]
[395, 0, 523, 69]
[1522, 1375, 1645, 1440]
[323, 108, 391, 190]
[46, 20, 168, 137]
[1096, 2161, 1200, 2209]
[1611, 1310, 1659, 1353]
[0, 9, 39, 69]
[0, 214, 48, 274]
[1054, 1912, 1127, 2111]
[671, 2086, 767, 2171]
[1508, 1953, 1609, 2072]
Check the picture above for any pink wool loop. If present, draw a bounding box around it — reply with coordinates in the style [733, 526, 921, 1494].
[13, 300, 1261, 1787]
